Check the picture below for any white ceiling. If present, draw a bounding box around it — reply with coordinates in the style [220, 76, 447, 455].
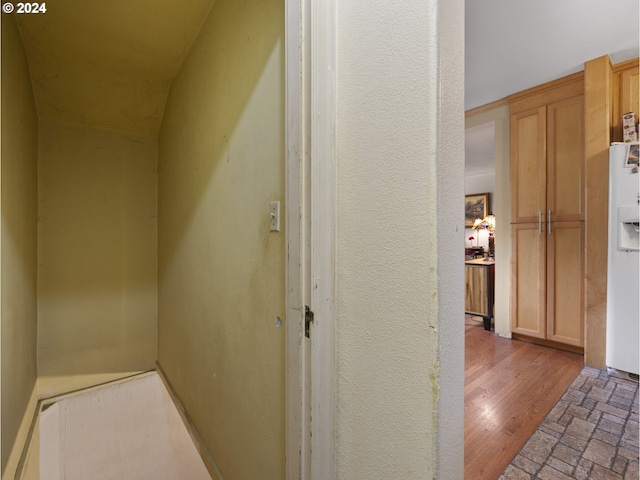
[465, 0, 640, 174]
[465, 0, 640, 111]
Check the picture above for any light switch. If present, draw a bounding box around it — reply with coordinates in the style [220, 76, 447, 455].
[270, 201, 280, 232]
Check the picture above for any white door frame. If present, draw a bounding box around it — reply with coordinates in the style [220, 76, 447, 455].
[285, 0, 336, 478]
[309, 0, 337, 478]
[284, 0, 308, 476]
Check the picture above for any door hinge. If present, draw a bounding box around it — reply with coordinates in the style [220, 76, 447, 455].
[305, 305, 314, 338]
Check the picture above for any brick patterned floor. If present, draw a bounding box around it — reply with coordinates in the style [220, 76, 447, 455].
[499, 366, 639, 480]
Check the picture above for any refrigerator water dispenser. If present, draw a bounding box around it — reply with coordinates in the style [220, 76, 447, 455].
[618, 205, 640, 251]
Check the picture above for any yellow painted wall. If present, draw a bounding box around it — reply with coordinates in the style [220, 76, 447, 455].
[37, 120, 157, 397]
[1, 15, 39, 474]
[157, 0, 285, 478]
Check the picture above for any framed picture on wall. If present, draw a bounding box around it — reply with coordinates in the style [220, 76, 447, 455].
[465, 193, 489, 227]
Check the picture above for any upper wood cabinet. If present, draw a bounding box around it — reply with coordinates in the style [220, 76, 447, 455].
[508, 74, 585, 349]
[546, 96, 585, 222]
[510, 75, 585, 225]
[612, 59, 640, 142]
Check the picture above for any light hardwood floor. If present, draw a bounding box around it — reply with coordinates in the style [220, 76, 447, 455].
[464, 316, 584, 480]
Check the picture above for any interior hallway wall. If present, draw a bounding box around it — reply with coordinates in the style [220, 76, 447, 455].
[37, 120, 157, 398]
[0, 15, 39, 475]
[157, 0, 285, 478]
[465, 105, 511, 337]
[335, 0, 465, 477]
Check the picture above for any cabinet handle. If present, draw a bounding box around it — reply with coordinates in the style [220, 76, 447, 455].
[538, 211, 542, 235]
[547, 210, 552, 235]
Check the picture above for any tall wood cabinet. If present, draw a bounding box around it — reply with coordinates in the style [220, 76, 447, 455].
[509, 74, 585, 349]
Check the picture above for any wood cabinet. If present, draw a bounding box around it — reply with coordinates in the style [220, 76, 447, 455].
[509, 75, 585, 349]
[612, 59, 640, 143]
[465, 258, 495, 331]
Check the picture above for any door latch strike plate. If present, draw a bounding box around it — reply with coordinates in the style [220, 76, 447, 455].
[305, 306, 314, 338]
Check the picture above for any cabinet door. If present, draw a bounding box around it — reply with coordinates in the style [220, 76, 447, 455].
[509, 77, 586, 349]
[547, 96, 585, 222]
[546, 221, 584, 347]
[510, 107, 547, 223]
[620, 66, 639, 125]
[465, 265, 488, 316]
[612, 63, 638, 142]
[510, 223, 546, 339]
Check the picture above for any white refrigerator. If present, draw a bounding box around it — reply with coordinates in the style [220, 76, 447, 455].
[606, 142, 640, 379]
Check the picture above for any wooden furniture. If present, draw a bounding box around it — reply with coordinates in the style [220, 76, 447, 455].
[612, 58, 640, 143]
[584, 56, 639, 367]
[508, 75, 585, 349]
[465, 247, 484, 259]
[465, 258, 495, 331]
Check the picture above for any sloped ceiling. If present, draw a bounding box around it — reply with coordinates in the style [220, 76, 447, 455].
[16, 0, 214, 136]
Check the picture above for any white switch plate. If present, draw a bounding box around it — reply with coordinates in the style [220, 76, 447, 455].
[270, 201, 280, 231]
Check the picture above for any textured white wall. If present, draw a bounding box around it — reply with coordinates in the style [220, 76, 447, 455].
[335, 0, 464, 477]
[435, 0, 466, 476]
